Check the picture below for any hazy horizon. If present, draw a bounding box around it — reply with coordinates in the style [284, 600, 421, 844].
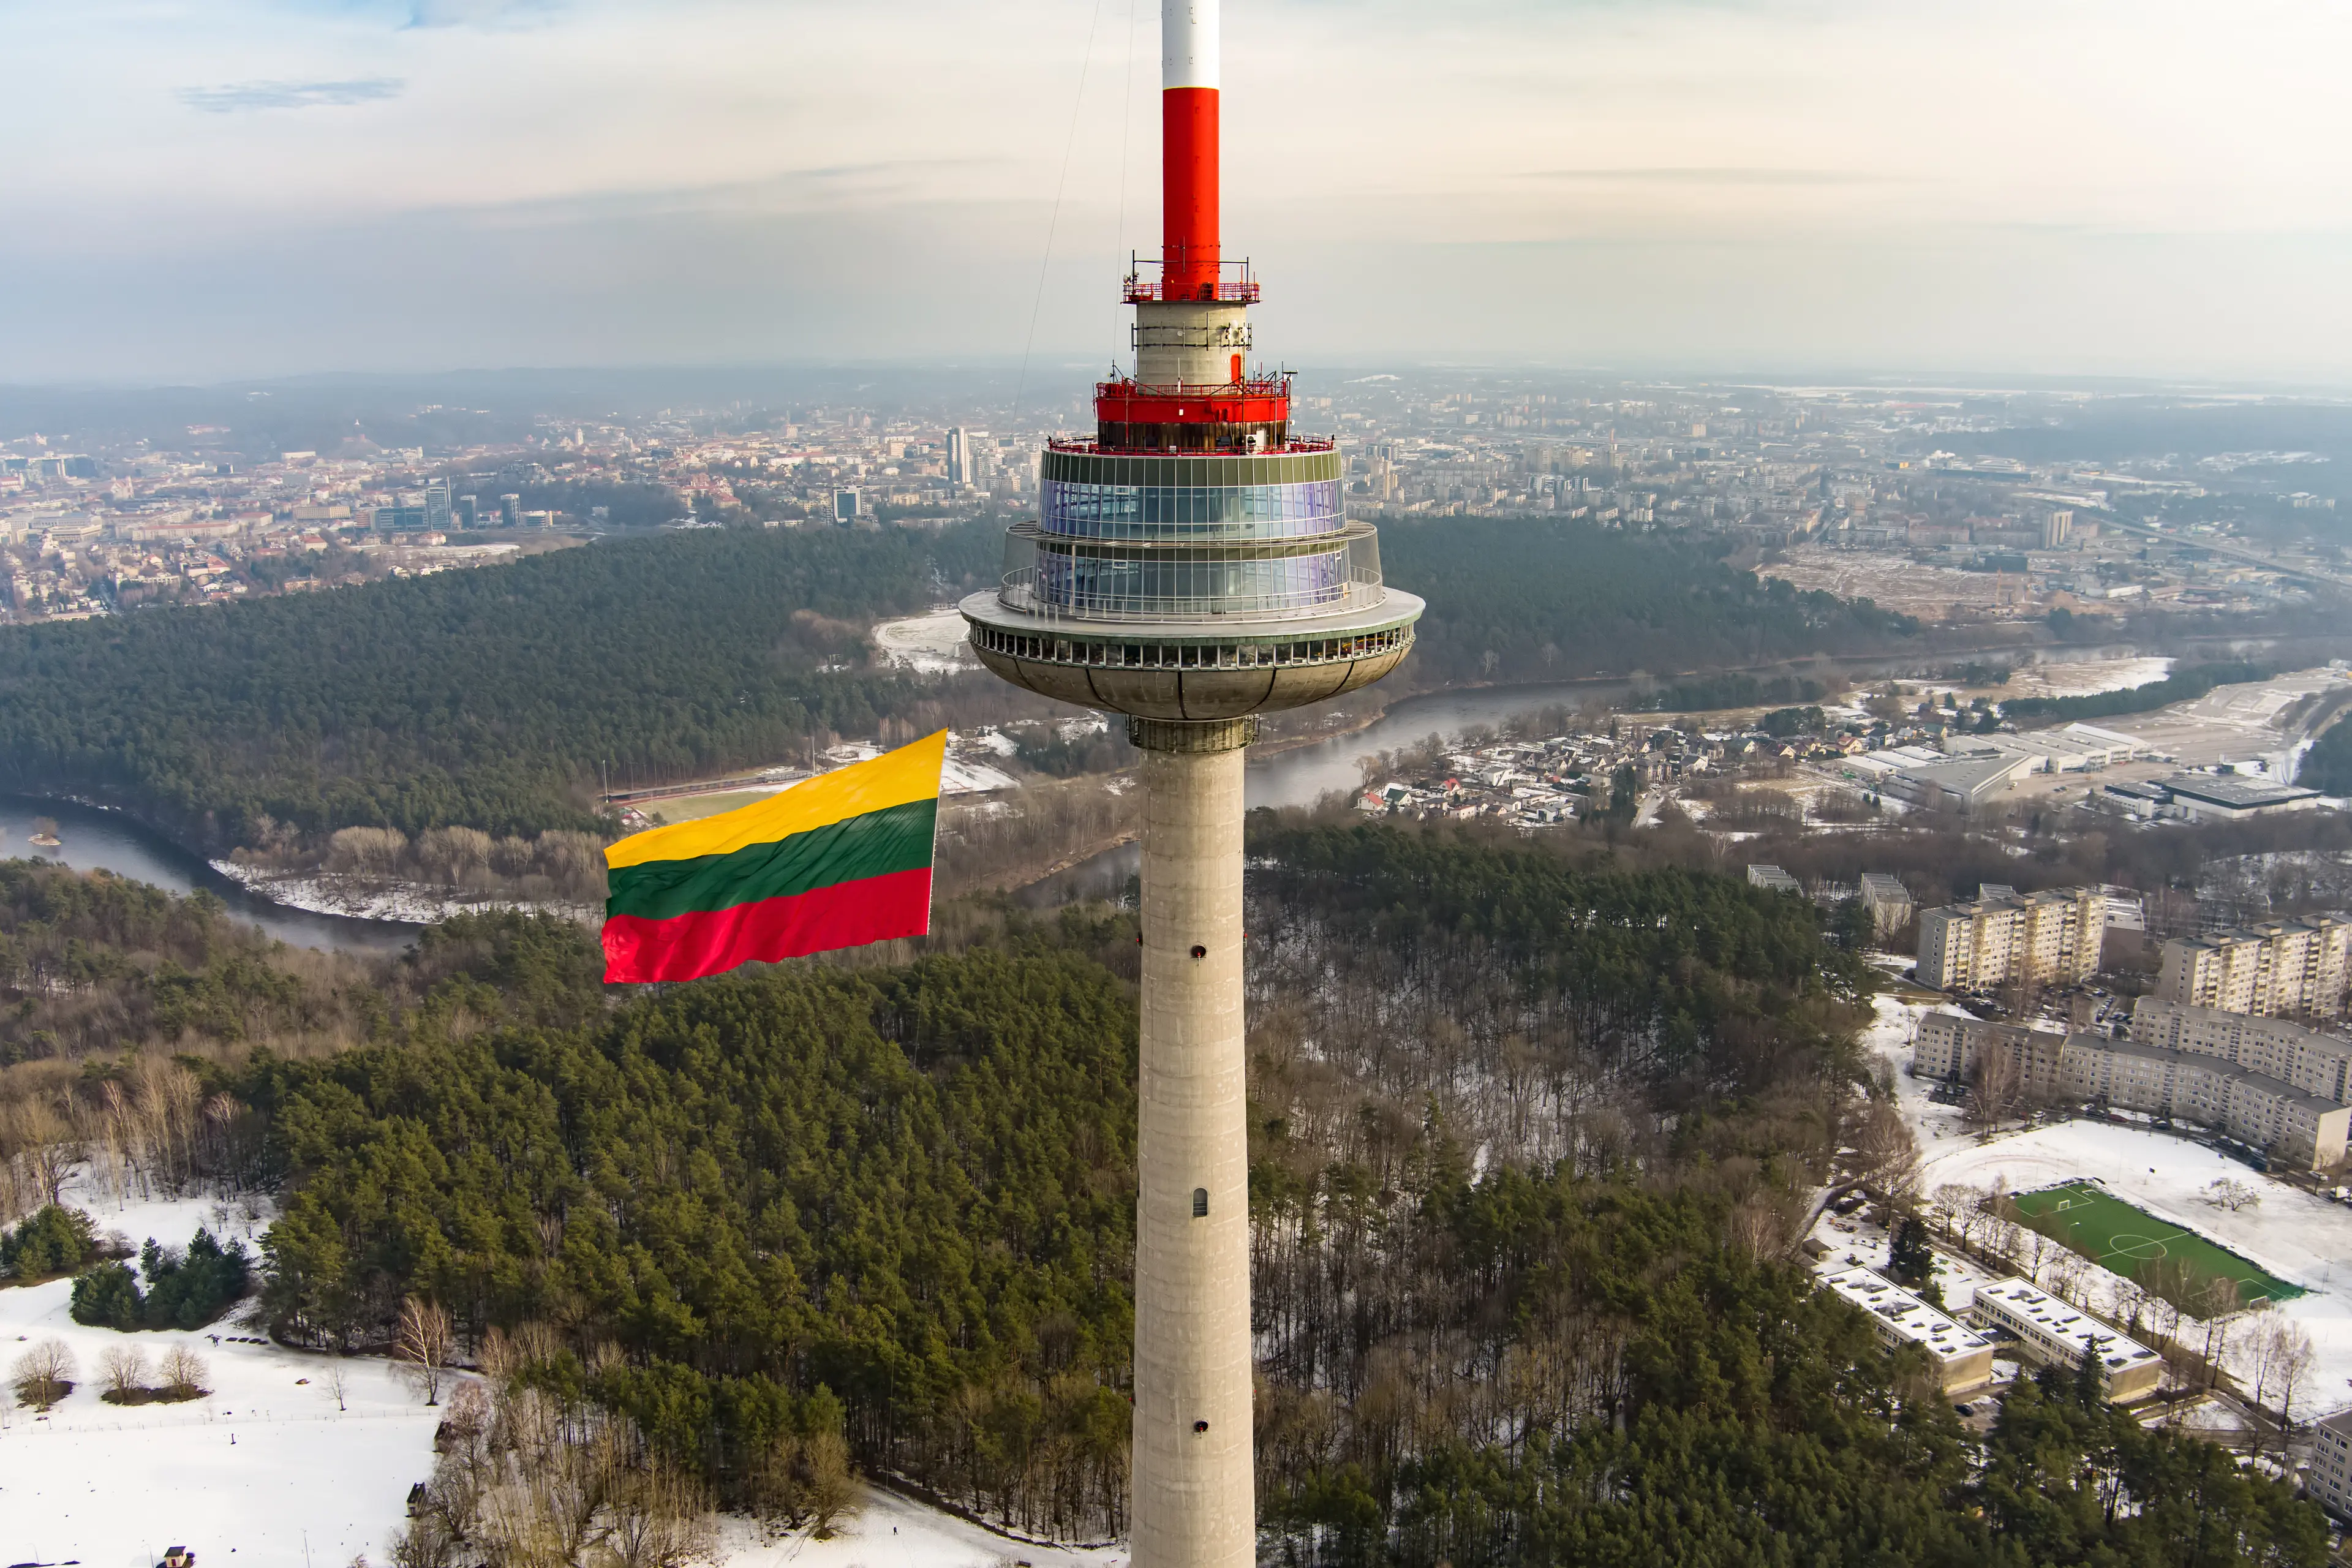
[6, 0, 2349, 385]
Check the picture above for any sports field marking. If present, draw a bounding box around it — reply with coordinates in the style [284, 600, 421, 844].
[2008, 1180, 2301, 1306]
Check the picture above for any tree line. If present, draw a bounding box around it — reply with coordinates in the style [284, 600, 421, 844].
[0, 828, 2329, 1563]
[0, 524, 1003, 850]
[2002, 661, 2274, 724]
[1373, 518, 1921, 690]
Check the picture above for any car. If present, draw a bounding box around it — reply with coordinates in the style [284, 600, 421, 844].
[1953, 1403, 1976, 1416]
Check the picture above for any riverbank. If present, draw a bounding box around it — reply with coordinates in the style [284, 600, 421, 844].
[208, 861, 598, 927]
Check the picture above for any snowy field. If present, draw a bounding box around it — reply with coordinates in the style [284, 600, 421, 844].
[1, 1186, 440, 1567]
[1999, 656, 2173, 701]
[874, 608, 981, 674]
[208, 861, 598, 925]
[714, 1490, 1123, 1568]
[6, 1180, 1123, 1567]
[1862, 997, 2352, 1418]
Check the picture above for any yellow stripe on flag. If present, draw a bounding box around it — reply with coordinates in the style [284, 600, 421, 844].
[606, 730, 949, 870]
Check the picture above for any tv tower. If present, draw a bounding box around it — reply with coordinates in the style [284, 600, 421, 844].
[961, 3, 1422, 1562]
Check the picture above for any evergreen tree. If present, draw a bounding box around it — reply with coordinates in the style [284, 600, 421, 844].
[0, 1204, 95, 1278]
[69, 1261, 143, 1329]
[1887, 1213, 1936, 1290]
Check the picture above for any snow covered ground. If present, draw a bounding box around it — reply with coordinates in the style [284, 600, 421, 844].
[1861, 996, 2352, 1419]
[1, 1186, 440, 1567]
[7, 1179, 1123, 1567]
[874, 608, 981, 675]
[714, 1489, 1123, 1568]
[209, 862, 597, 926]
[2001, 656, 2174, 701]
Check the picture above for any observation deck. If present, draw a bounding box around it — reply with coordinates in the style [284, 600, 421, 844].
[960, 432, 1420, 722]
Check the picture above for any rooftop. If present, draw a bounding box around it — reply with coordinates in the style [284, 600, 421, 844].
[2158, 772, 2324, 810]
[1820, 1267, 1992, 1364]
[1974, 1277, 2160, 1369]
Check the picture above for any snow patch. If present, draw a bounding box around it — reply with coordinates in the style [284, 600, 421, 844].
[209, 861, 594, 927]
[1, 1185, 439, 1566]
[874, 607, 980, 674]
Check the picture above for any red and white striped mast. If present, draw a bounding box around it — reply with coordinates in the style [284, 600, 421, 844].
[1100, 0, 1287, 453]
[1160, 0, 1221, 300]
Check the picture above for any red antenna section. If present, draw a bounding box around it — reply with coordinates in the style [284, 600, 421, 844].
[1097, 0, 1286, 448]
[1163, 0, 1221, 298]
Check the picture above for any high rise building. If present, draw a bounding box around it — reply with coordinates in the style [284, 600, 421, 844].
[2156, 917, 2351, 1020]
[947, 428, 990, 490]
[959, 5, 1422, 1560]
[424, 479, 451, 532]
[499, 493, 522, 529]
[1917, 886, 2106, 992]
[456, 494, 480, 529]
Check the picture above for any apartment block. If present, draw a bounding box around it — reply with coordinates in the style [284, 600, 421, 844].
[2156, 916, 2351, 1020]
[2308, 1409, 2352, 1521]
[2129, 997, 2352, 1101]
[1910, 1008, 2352, 1170]
[1913, 1012, 2071, 1101]
[1918, 886, 2107, 991]
[1859, 872, 1913, 936]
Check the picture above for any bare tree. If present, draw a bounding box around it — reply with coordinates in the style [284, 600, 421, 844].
[801, 1425, 859, 1540]
[603, 1462, 722, 1568]
[2047, 1248, 2091, 1307]
[1929, 1183, 1975, 1244]
[12, 1338, 77, 1407]
[2194, 1273, 2243, 1388]
[2108, 1274, 2149, 1336]
[159, 1344, 210, 1400]
[2204, 1177, 2261, 1213]
[323, 1359, 350, 1412]
[396, 1296, 455, 1406]
[98, 1343, 152, 1403]
[2275, 1319, 2318, 1431]
[1966, 1046, 2021, 1132]
[4, 1098, 81, 1207]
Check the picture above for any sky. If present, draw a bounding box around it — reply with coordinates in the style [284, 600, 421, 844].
[2, 0, 2350, 385]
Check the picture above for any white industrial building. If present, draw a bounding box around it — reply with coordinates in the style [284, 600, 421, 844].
[1969, 1278, 2163, 1401]
[1820, 1267, 1996, 1395]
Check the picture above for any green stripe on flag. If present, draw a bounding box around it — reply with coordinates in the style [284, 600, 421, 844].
[606, 798, 937, 922]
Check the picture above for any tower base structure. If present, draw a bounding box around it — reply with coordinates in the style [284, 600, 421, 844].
[1129, 714, 1256, 1568]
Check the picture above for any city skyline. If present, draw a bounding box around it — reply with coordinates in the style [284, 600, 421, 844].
[3, 0, 2350, 382]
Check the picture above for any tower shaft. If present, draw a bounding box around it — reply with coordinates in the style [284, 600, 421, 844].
[1131, 718, 1256, 1568]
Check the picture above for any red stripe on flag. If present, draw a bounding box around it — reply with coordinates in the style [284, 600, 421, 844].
[601, 867, 933, 984]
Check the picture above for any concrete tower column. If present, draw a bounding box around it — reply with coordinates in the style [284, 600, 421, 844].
[1129, 714, 1256, 1568]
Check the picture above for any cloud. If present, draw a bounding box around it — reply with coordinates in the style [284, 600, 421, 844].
[179, 77, 406, 112]
[402, 0, 562, 29]
[1518, 168, 1899, 187]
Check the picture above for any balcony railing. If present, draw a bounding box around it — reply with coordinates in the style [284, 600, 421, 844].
[1047, 437, 1336, 456]
[998, 567, 1389, 625]
[1122, 254, 1261, 304]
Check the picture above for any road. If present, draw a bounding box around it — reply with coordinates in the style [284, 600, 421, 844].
[2097, 515, 2352, 591]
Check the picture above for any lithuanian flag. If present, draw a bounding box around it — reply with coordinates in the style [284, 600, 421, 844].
[601, 731, 946, 983]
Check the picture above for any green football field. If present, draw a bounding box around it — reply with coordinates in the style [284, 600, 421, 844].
[2010, 1182, 2302, 1306]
